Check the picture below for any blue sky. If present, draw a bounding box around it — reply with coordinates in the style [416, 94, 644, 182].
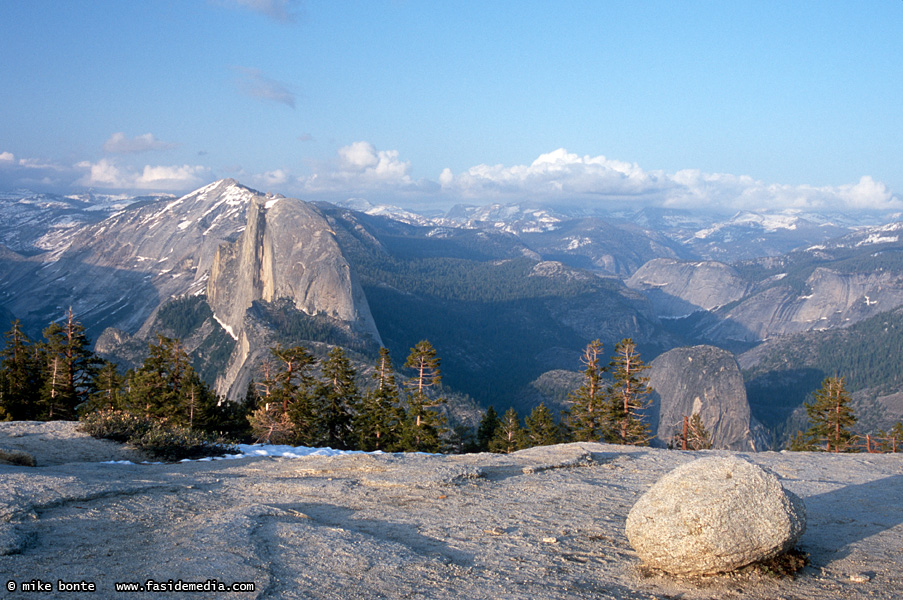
[1, 0, 901, 212]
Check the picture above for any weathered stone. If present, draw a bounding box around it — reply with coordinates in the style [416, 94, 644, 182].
[648, 345, 770, 451]
[625, 456, 806, 576]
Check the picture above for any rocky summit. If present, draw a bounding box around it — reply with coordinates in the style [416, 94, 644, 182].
[647, 345, 769, 451]
[2, 423, 902, 600]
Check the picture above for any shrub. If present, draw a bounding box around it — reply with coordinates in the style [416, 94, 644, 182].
[133, 425, 238, 462]
[79, 409, 155, 443]
[0, 448, 36, 467]
[80, 409, 238, 462]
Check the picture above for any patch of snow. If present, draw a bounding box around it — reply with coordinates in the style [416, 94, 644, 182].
[213, 314, 238, 341]
[177, 220, 192, 230]
[265, 197, 281, 209]
[855, 233, 899, 247]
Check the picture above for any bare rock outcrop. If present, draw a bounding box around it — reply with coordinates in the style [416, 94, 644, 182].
[705, 267, 903, 342]
[648, 345, 767, 451]
[206, 195, 381, 398]
[626, 456, 807, 576]
[626, 258, 750, 317]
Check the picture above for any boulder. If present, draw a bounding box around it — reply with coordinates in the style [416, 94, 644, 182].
[625, 456, 806, 575]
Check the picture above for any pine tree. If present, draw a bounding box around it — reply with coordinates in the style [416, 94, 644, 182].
[127, 335, 215, 429]
[879, 422, 903, 453]
[356, 348, 405, 451]
[39, 308, 101, 420]
[401, 340, 445, 452]
[85, 360, 125, 412]
[803, 375, 857, 452]
[489, 407, 525, 454]
[313, 347, 359, 450]
[249, 344, 317, 445]
[476, 405, 501, 452]
[671, 413, 713, 450]
[0, 320, 41, 420]
[606, 338, 652, 445]
[788, 429, 815, 451]
[566, 339, 607, 442]
[524, 403, 562, 448]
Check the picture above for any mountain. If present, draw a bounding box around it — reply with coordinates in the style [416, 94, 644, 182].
[0, 189, 163, 255]
[676, 211, 851, 262]
[0, 180, 674, 413]
[624, 222, 903, 347]
[4, 181, 903, 448]
[205, 194, 381, 398]
[320, 206, 673, 408]
[647, 345, 769, 451]
[0, 179, 255, 340]
[626, 258, 752, 317]
[739, 303, 903, 444]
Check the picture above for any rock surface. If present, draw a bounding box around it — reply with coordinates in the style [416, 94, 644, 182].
[626, 456, 806, 576]
[2, 422, 903, 599]
[648, 345, 768, 451]
[626, 258, 750, 317]
[207, 195, 381, 398]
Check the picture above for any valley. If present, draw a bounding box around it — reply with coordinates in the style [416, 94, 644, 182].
[2, 180, 902, 450]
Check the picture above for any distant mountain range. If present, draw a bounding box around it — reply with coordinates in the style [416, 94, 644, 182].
[2, 180, 902, 448]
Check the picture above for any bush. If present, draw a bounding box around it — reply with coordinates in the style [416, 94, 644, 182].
[79, 410, 155, 443]
[132, 426, 238, 462]
[0, 448, 36, 467]
[80, 409, 238, 462]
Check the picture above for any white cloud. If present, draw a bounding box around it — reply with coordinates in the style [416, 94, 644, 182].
[103, 132, 178, 154]
[249, 168, 291, 188]
[232, 67, 296, 108]
[438, 149, 902, 212]
[75, 159, 208, 191]
[441, 149, 658, 198]
[337, 141, 412, 181]
[0, 151, 15, 164]
[281, 141, 441, 200]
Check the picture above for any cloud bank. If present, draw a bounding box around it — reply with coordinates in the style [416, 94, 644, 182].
[0, 144, 899, 214]
[75, 159, 209, 191]
[437, 149, 902, 213]
[291, 141, 432, 195]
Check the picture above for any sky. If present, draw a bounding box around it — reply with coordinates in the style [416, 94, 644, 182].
[1, 0, 901, 213]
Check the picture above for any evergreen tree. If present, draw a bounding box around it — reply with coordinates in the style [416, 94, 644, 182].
[445, 424, 479, 454]
[0, 320, 41, 420]
[39, 308, 101, 419]
[788, 429, 815, 451]
[879, 422, 903, 453]
[356, 348, 405, 451]
[524, 403, 562, 448]
[566, 339, 607, 442]
[85, 360, 125, 412]
[249, 344, 317, 444]
[127, 335, 216, 429]
[476, 405, 501, 452]
[803, 375, 857, 452]
[313, 347, 359, 450]
[205, 382, 255, 442]
[490, 407, 525, 453]
[401, 340, 445, 452]
[671, 413, 713, 450]
[606, 338, 652, 445]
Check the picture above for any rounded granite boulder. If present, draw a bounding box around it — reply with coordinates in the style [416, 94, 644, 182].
[625, 456, 806, 576]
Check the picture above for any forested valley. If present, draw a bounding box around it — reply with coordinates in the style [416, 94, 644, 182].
[2, 305, 901, 462]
